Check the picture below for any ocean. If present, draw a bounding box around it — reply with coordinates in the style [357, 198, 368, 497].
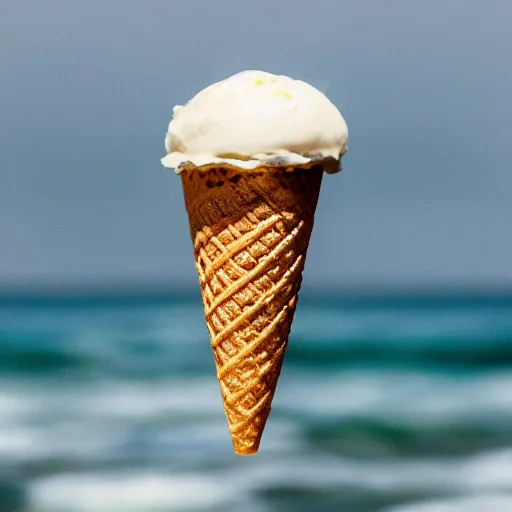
[1, 291, 512, 512]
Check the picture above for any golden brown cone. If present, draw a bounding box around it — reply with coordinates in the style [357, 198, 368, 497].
[181, 163, 324, 455]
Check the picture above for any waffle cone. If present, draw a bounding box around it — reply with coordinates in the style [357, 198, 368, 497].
[181, 163, 323, 455]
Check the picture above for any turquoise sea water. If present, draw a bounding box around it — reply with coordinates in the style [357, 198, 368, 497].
[1, 291, 512, 512]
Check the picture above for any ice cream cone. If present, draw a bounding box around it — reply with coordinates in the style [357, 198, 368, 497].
[162, 70, 348, 454]
[181, 163, 324, 455]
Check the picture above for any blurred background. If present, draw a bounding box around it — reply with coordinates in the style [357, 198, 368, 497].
[1, 1, 512, 511]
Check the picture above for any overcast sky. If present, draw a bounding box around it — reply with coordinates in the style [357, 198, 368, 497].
[2, 0, 511, 290]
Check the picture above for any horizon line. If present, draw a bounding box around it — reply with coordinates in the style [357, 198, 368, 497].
[1, 279, 512, 303]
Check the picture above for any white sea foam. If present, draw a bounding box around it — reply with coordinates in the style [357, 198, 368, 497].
[0, 422, 131, 462]
[29, 472, 239, 512]
[221, 448, 512, 495]
[0, 378, 223, 422]
[2, 371, 512, 464]
[0, 385, 43, 424]
[75, 379, 222, 420]
[276, 370, 512, 425]
[383, 494, 512, 512]
[0, 378, 300, 462]
[0, 426, 43, 459]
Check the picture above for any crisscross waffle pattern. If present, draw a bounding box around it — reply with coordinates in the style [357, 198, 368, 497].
[194, 205, 310, 453]
[181, 165, 323, 454]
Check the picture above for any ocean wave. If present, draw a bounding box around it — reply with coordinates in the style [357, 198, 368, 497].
[286, 333, 512, 369]
[0, 303, 211, 378]
[2, 299, 512, 380]
[0, 331, 92, 376]
[303, 418, 511, 458]
[287, 304, 512, 370]
[0, 372, 511, 473]
[275, 370, 512, 427]
[3, 370, 512, 430]
[2, 297, 512, 511]
[28, 472, 241, 512]
[384, 494, 512, 512]
[25, 449, 512, 512]
[0, 379, 300, 465]
[229, 449, 512, 494]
